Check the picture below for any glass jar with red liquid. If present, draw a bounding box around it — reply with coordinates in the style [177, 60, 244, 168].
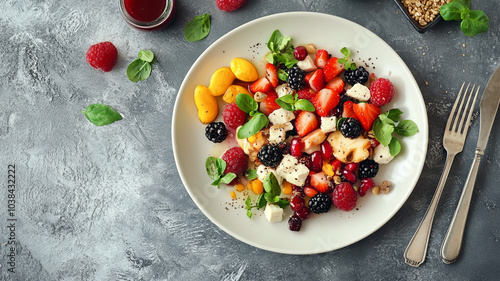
[120, 0, 176, 30]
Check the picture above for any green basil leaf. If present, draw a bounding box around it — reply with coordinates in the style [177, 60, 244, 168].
[277, 35, 292, 51]
[373, 118, 394, 146]
[205, 157, 221, 180]
[294, 99, 315, 112]
[138, 50, 154, 63]
[267, 30, 283, 52]
[461, 10, 489, 36]
[246, 210, 252, 218]
[82, 103, 122, 126]
[127, 59, 152, 82]
[184, 13, 211, 42]
[266, 53, 276, 65]
[278, 94, 295, 104]
[256, 194, 267, 209]
[455, 0, 471, 9]
[245, 196, 252, 209]
[276, 199, 290, 209]
[263, 172, 281, 196]
[378, 114, 395, 126]
[389, 137, 402, 156]
[276, 99, 294, 111]
[236, 93, 257, 114]
[440, 1, 468, 21]
[237, 113, 268, 139]
[211, 178, 222, 188]
[220, 173, 237, 184]
[340, 47, 350, 57]
[245, 169, 258, 180]
[395, 120, 419, 136]
[384, 108, 404, 123]
[264, 193, 279, 203]
[278, 68, 288, 81]
[338, 57, 346, 64]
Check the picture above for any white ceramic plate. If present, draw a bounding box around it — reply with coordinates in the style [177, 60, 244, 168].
[172, 12, 428, 254]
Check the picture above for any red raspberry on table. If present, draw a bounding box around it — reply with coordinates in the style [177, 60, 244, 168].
[332, 182, 357, 211]
[221, 147, 248, 175]
[216, 0, 246, 12]
[86, 42, 118, 72]
[369, 78, 394, 106]
[223, 103, 247, 129]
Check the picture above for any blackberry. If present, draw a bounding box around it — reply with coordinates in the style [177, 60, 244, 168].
[358, 159, 379, 179]
[286, 66, 306, 90]
[336, 94, 356, 114]
[285, 127, 298, 138]
[257, 144, 284, 167]
[205, 122, 228, 143]
[288, 214, 302, 231]
[308, 193, 332, 214]
[339, 117, 363, 139]
[344, 66, 369, 86]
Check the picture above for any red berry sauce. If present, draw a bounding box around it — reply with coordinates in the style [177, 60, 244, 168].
[124, 0, 166, 22]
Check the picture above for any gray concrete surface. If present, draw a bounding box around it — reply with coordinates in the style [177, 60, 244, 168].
[1, 0, 499, 280]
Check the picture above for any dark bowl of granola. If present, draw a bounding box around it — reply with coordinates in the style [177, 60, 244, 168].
[393, 0, 451, 33]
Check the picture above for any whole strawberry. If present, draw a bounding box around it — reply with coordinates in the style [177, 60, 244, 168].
[86, 42, 118, 72]
[333, 182, 357, 211]
[216, 0, 246, 12]
[369, 78, 394, 107]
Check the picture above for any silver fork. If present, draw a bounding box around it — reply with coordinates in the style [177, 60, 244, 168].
[403, 83, 480, 267]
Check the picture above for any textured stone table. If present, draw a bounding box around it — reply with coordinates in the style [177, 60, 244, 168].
[1, 1, 499, 280]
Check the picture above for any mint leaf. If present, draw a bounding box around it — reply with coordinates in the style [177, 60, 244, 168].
[294, 99, 315, 112]
[384, 108, 404, 122]
[456, 0, 471, 8]
[246, 210, 252, 218]
[237, 113, 269, 139]
[266, 30, 297, 68]
[127, 59, 152, 82]
[340, 47, 350, 57]
[461, 10, 489, 36]
[245, 169, 258, 180]
[205, 157, 233, 188]
[440, 1, 469, 21]
[389, 137, 402, 156]
[82, 104, 122, 126]
[138, 50, 154, 63]
[277, 199, 290, 209]
[256, 194, 267, 209]
[220, 173, 237, 185]
[278, 69, 288, 81]
[276, 94, 315, 112]
[184, 13, 211, 42]
[373, 118, 394, 146]
[263, 172, 281, 197]
[236, 93, 258, 114]
[395, 120, 419, 136]
[338, 47, 355, 70]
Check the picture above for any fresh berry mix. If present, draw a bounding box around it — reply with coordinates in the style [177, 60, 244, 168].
[215, 0, 246, 12]
[205, 122, 228, 143]
[199, 30, 419, 232]
[86, 42, 118, 72]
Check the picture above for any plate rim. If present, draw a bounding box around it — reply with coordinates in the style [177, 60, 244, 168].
[172, 11, 429, 254]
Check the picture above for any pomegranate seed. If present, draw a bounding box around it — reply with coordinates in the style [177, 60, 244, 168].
[292, 185, 305, 197]
[341, 168, 357, 184]
[293, 46, 308, 61]
[304, 185, 318, 198]
[320, 141, 333, 160]
[370, 138, 380, 148]
[328, 107, 341, 118]
[310, 151, 323, 172]
[290, 138, 303, 157]
[288, 214, 302, 231]
[331, 160, 342, 174]
[290, 195, 305, 211]
[345, 163, 359, 172]
[295, 206, 311, 220]
[359, 178, 375, 197]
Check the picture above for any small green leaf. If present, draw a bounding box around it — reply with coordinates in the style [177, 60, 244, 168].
[389, 137, 401, 156]
[455, 0, 471, 8]
[277, 199, 290, 209]
[236, 93, 258, 114]
[294, 99, 315, 112]
[440, 1, 469, 21]
[184, 13, 211, 42]
[267, 30, 283, 52]
[276, 99, 294, 111]
[396, 120, 419, 136]
[461, 10, 489, 36]
[220, 173, 237, 184]
[385, 108, 404, 123]
[138, 50, 154, 63]
[278, 69, 288, 81]
[205, 157, 221, 180]
[373, 118, 394, 146]
[263, 172, 281, 196]
[256, 194, 267, 209]
[340, 47, 350, 57]
[245, 169, 258, 180]
[237, 113, 269, 139]
[265, 193, 280, 203]
[245, 196, 252, 209]
[246, 210, 252, 218]
[127, 59, 152, 82]
[82, 104, 122, 126]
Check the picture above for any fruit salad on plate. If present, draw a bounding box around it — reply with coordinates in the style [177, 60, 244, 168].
[194, 30, 418, 232]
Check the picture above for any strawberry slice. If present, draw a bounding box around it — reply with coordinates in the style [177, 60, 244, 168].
[304, 72, 313, 84]
[325, 77, 345, 94]
[265, 63, 278, 88]
[310, 172, 333, 193]
[309, 69, 325, 92]
[315, 49, 329, 69]
[249, 77, 271, 93]
[352, 102, 381, 131]
[323, 57, 344, 82]
[259, 90, 280, 116]
[312, 88, 340, 117]
[296, 87, 316, 102]
[342, 100, 357, 118]
[295, 111, 318, 137]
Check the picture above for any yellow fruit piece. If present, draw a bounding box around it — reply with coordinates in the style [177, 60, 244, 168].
[322, 161, 334, 177]
[208, 67, 236, 96]
[230, 58, 259, 82]
[281, 181, 292, 195]
[194, 85, 218, 124]
[222, 85, 253, 104]
[235, 183, 245, 192]
[251, 179, 264, 195]
[230, 191, 236, 199]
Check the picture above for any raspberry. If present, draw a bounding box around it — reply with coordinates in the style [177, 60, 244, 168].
[333, 182, 357, 211]
[221, 147, 248, 175]
[369, 78, 394, 106]
[85, 42, 118, 72]
[223, 103, 247, 129]
[216, 0, 246, 12]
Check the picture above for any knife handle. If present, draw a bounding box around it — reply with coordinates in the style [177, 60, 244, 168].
[440, 149, 482, 264]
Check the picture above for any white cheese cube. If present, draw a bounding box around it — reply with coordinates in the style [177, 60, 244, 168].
[297, 55, 317, 72]
[373, 144, 394, 164]
[268, 122, 293, 144]
[268, 108, 295, 125]
[346, 83, 371, 101]
[275, 84, 295, 98]
[264, 203, 283, 223]
[321, 116, 337, 133]
[276, 155, 310, 186]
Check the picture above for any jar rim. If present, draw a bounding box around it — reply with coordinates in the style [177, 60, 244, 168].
[119, 0, 173, 29]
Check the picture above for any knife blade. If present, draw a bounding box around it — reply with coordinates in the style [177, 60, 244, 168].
[440, 65, 500, 264]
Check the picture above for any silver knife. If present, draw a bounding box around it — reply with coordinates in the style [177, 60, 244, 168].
[440, 65, 500, 264]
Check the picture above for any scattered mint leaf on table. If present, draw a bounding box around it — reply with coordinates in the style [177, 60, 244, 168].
[184, 13, 211, 42]
[138, 50, 154, 62]
[127, 49, 155, 82]
[440, 0, 489, 36]
[82, 104, 122, 126]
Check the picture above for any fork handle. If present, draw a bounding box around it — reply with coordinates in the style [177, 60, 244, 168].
[404, 153, 456, 267]
[441, 149, 482, 264]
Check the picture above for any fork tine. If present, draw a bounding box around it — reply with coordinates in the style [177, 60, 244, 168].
[456, 84, 475, 134]
[459, 85, 480, 135]
[446, 82, 467, 132]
